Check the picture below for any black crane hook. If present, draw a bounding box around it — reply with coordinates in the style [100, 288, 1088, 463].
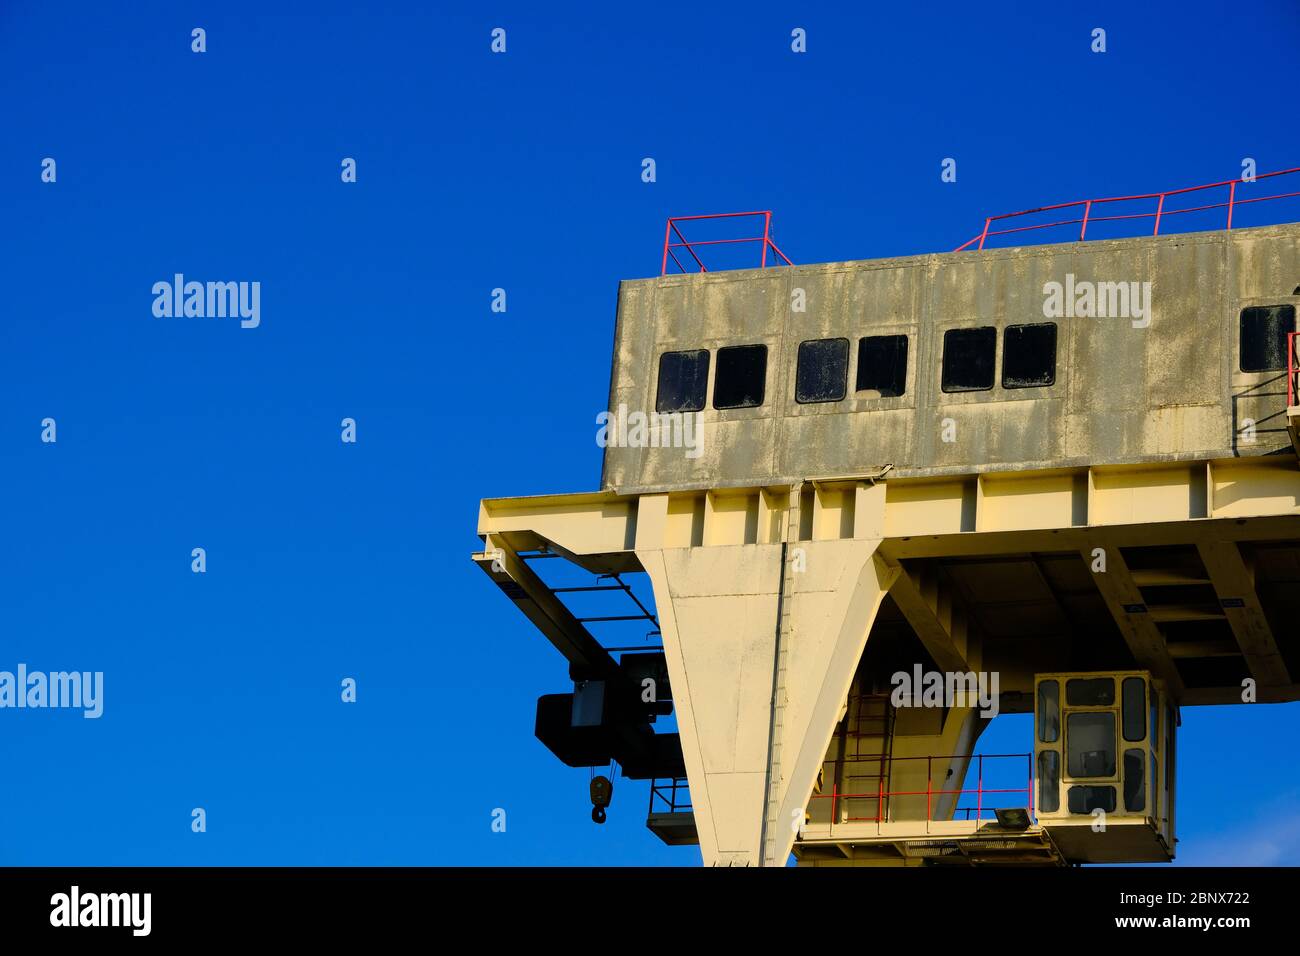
[589, 775, 613, 824]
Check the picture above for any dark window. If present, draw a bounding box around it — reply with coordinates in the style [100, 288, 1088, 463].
[941, 327, 996, 392]
[1037, 680, 1059, 744]
[1122, 677, 1146, 742]
[1067, 712, 1115, 778]
[855, 335, 908, 397]
[1239, 305, 1295, 372]
[1038, 750, 1060, 813]
[713, 344, 767, 410]
[796, 338, 849, 404]
[1002, 323, 1057, 388]
[1124, 749, 1145, 812]
[655, 349, 709, 413]
[1067, 677, 1115, 707]
[1068, 785, 1116, 814]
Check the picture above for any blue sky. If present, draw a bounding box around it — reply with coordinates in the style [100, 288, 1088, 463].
[1, 0, 1297, 865]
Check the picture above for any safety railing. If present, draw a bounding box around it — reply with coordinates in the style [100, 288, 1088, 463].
[1289, 331, 1299, 409]
[648, 776, 691, 815]
[661, 211, 793, 275]
[955, 166, 1300, 252]
[809, 752, 1034, 824]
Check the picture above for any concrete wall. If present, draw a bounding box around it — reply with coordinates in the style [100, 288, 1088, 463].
[602, 224, 1300, 495]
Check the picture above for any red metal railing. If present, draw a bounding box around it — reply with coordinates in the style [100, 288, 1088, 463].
[808, 752, 1034, 824]
[1289, 331, 1299, 409]
[955, 166, 1300, 252]
[661, 211, 794, 275]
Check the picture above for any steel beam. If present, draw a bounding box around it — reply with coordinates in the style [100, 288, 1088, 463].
[1195, 540, 1291, 687]
[1078, 543, 1185, 699]
[882, 558, 971, 674]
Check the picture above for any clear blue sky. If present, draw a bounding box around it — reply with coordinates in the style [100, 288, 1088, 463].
[2, 0, 1298, 865]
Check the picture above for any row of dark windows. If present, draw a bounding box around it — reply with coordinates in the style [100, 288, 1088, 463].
[943, 324, 1057, 392]
[655, 305, 1298, 414]
[655, 325, 1053, 413]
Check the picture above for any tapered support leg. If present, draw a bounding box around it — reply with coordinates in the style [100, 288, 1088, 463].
[639, 539, 897, 866]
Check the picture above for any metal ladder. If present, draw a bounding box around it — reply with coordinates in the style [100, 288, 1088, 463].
[840, 694, 895, 823]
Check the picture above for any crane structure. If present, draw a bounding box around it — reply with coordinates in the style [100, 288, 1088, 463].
[475, 171, 1300, 866]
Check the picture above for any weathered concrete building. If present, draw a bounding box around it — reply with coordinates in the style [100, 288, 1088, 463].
[605, 223, 1300, 493]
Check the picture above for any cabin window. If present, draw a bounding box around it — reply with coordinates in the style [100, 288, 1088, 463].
[1122, 677, 1145, 742]
[1037, 680, 1059, 743]
[1124, 749, 1145, 812]
[1068, 785, 1116, 814]
[1002, 322, 1057, 388]
[655, 349, 709, 413]
[1239, 305, 1295, 372]
[1067, 712, 1115, 778]
[1067, 677, 1114, 707]
[855, 334, 908, 397]
[940, 327, 996, 392]
[1038, 750, 1060, 813]
[796, 338, 849, 404]
[713, 344, 767, 410]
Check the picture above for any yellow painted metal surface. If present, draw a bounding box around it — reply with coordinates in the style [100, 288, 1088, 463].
[478, 455, 1300, 865]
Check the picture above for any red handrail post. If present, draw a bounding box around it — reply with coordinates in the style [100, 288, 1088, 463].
[761, 212, 771, 268]
[977, 218, 991, 250]
[661, 219, 673, 275]
[976, 755, 983, 821]
[1153, 194, 1166, 236]
[1079, 200, 1092, 240]
[1228, 180, 1237, 229]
